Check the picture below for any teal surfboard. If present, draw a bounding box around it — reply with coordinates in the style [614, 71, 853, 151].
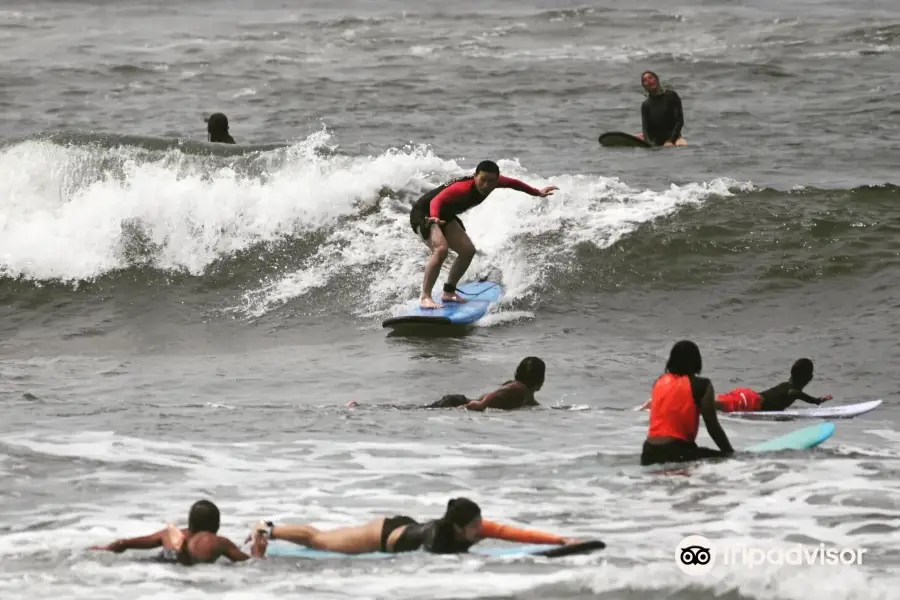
[266, 540, 604, 560]
[382, 280, 503, 329]
[746, 422, 835, 452]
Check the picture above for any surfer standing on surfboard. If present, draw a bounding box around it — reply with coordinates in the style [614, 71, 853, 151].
[636, 71, 688, 147]
[409, 160, 557, 309]
[249, 497, 575, 555]
[641, 340, 734, 466]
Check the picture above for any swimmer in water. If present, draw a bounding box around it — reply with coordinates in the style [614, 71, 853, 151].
[637, 358, 833, 412]
[641, 340, 734, 466]
[410, 160, 557, 309]
[428, 356, 545, 411]
[635, 71, 687, 147]
[345, 357, 545, 410]
[250, 497, 575, 555]
[90, 499, 267, 564]
[205, 113, 236, 144]
[715, 358, 833, 412]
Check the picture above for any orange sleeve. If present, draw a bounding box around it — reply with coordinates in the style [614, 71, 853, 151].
[480, 520, 565, 544]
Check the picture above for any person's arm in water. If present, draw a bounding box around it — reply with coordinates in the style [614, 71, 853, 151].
[481, 520, 574, 544]
[698, 380, 734, 453]
[667, 91, 684, 143]
[641, 100, 651, 144]
[90, 528, 168, 552]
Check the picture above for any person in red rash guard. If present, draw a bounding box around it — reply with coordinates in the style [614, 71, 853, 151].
[408, 160, 558, 309]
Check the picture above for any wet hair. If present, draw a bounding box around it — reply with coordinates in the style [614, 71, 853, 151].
[665, 340, 702, 376]
[474, 160, 500, 176]
[790, 358, 814, 387]
[444, 497, 481, 527]
[514, 357, 545, 389]
[187, 500, 220, 533]
[205, 113, 235, 144]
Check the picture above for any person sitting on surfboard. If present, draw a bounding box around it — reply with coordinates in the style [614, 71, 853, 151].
[409, 160, 557, 309]
[636, 71, 687, 147]
[716, 358, 833, 412]
[90, 499, 268, 564]
[641, 340, 734, 466]
[249, 497, 576, 555]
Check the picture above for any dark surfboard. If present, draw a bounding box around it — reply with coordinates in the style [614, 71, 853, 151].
[598, 131, 651, 148]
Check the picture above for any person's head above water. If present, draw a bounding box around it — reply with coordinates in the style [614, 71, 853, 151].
[515, 356, 546, 391]
[790, 358, 814, 388]
[188, 500, 221, 534]
[205, 113, 232, 143]
[473, 160, 501, 196]
[443, 497, 483, 540]
[665, 340, 702, 376]
[641, 70, 662, 95]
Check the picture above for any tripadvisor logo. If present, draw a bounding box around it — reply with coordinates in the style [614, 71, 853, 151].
[676, 535, 867, 575]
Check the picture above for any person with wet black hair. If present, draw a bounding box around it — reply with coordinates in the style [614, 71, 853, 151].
[90, 500, 267, 564]
[637, 71, 687, 147]
[716, 358, 833, 412]
[205, 112, 236, 144]
[427, 356, 545, 411]
[251, 497, 573, 555]
[641, 340, 733, 466]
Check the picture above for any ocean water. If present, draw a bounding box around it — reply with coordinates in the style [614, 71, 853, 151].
[1, 1, 899, 599]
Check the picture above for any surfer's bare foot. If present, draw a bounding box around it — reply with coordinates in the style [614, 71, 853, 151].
[440, 292, 467, 303]
[420, 296, 442, 309]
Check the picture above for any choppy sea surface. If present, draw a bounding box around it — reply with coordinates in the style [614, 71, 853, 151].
[1, 1, 899, 599]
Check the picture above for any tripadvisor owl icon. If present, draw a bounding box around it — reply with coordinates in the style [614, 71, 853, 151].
[677, 535, 716, 576]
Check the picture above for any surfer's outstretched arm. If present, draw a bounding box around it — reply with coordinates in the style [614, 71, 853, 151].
[480, 520, 571, 544]
[90, 528, 166, 552]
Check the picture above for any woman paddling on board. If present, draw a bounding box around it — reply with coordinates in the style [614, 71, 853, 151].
[409, 161, 558, 309]
[90, 500, 268, 565]
[641, 340, 734, 466]
[346, 356, 545, 411]
[635, 71, 688, 147]
[636, 358, 832, 412]
[249, 497, 575, 555]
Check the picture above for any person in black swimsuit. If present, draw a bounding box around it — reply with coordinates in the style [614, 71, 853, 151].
[637, 71, 687, 147]
[251, 497, 573, 554]
[205, 113, 236, 144]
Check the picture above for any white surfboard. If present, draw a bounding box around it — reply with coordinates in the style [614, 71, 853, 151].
[724, 399, 883, 422]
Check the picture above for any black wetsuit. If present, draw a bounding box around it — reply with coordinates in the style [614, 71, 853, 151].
[759, 382, 824, 412]
[380, 516, 474, 554]
[640, 375, 729, 467]
[641, 89, 684, 146]
[409, 176, 473, 240]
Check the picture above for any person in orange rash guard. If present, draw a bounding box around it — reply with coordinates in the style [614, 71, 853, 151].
[641, 340, 734, 466]
[90, 500, 268, 565]
[249, 497, 575, 555]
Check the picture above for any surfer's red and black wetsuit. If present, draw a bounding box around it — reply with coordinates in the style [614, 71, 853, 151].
[759, 382, 825, 411]
[641, 89, 684, 146]
[409, 175, 542, 240]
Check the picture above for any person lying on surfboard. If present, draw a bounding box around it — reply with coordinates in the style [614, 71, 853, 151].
[409, 160, 557, 309]
[637, 358, 833, 412]
[248, 497, 576, 555]
[641, 340, 734, 466]
[635, 71, 687, 147]
[90, 499, 268, 564]
[345, 357, 544, 411]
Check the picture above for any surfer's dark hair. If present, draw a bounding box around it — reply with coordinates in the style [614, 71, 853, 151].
[475, 160, 500, 175]
[444, 497, 481, 527]
[791, 358, 814, 386]
[666, 340, 702, 375]
[188, 500, 221, 533]
[515, 357, 545, 389]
